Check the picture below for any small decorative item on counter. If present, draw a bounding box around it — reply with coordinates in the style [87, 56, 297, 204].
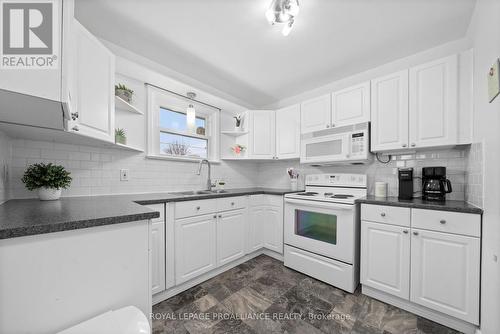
[375, 181, 388, 198]
[115, 83, 134, 103]
[217, 180, 226, 190]
[115, 128, 127, 145]
[233, 114, 243, 131]
[287, 168, 299, 191]
[231, 144, 246, 155]
[21, 163, 72, 201]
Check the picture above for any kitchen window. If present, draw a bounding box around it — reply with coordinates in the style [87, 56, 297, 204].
[147, 86, 219, 161]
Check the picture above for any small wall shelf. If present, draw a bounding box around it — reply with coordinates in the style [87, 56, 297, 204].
[221, 130, 248, 137]
[115, 96, 144, 115]
[114, 142, 145, 152]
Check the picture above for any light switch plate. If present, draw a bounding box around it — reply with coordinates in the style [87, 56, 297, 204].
[120, 169, 129, 181]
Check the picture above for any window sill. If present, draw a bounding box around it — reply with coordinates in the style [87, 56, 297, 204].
[146, 154, 221, 164]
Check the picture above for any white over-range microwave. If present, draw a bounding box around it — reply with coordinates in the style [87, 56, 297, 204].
[300, 122, 372, 165]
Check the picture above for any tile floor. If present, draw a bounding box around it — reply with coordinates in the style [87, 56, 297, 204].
[152, 255, 461, 334]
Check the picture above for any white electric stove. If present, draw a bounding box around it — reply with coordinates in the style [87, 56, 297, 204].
[284, 173, 367, 293]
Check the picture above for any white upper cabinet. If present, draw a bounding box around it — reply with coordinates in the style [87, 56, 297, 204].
[331, 81, 370, 127]
[410, 228, 480, 325]
[409, 55, 458, 149]
[300, 94, 331, 133]
[248, 110, 276, 159]
[70, 20, 115, 142]
[0, 0, 73, 102]
[361, 221, 410, 300]
[371, 70, 409, 151]
[276, 104, 300, 159]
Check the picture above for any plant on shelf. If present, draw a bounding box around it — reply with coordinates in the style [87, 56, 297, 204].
[21, 163, 72, 201]
[115, 128, 127, 145]
[115, 83, 134, 103]
[233, 114, 243, 131]
[231, 144, 246, 155]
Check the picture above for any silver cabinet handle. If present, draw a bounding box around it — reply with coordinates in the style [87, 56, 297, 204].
[72, 126, 79, 132]
[213, 215, 217, 219]
[380, 212, 386, 217]
[326, 124, 330, 128]
[402, 143, 407, 148]
[331, 123, 335, 127]
[403, 230, 409, 234]
[413, 231, 419, 236]
[411, 143, 416, 147]
[440, 219, 446, 224]
[218, 214, 222, 218]
[196, 206, 201, 210]
[231, 202, 235, 206]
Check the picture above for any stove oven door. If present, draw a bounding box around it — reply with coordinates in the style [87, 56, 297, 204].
[284, 198, 355, 264]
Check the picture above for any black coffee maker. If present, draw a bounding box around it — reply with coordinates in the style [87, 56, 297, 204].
[422, 167, 452, 201]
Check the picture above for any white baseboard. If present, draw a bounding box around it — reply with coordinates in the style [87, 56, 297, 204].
[362, 286, 478, 334]
[152, 249, 282, 305]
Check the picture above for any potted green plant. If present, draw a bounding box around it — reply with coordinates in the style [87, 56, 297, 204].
[233, 114, 243, 131]
[21, 163, 72, 201]
[115, 83, 134, 103]
[115, 128, 127, 145]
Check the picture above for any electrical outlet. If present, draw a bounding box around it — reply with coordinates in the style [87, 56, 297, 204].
[120, 169, 130, 181]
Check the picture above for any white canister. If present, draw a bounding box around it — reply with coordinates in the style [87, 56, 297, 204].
[290, 179, 298, 191]
[375, 182, 388, 198]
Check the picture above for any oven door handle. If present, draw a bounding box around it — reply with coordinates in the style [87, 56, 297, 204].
[284, 198, 354, 210]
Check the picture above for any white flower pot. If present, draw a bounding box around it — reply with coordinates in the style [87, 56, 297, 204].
[38, 187, 62, 201]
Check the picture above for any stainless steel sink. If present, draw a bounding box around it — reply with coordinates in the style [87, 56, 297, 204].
[171, 190, 228, 197]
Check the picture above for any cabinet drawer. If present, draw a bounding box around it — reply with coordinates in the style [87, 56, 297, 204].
[143, 204, 164, 222]
[175, 199, 217, 219]
[411, 209, 481, 237]
[217, 196, 246, 212]
[361, 204, 411, 227]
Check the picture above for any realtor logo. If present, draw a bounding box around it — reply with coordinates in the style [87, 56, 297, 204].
[1, 0, 59, 69]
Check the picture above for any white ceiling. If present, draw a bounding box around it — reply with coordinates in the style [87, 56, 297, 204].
[75, 0, 476, 108]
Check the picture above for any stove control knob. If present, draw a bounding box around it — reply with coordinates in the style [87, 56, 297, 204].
[380, 212, 386, 217]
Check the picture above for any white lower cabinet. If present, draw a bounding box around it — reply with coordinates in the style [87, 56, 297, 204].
[248, 195, 284, 255]
[360, 221, 410, 299]
[410, 228, 480, 324]
[151, 220, 166, 295]
[360, 204, 481, 329]
[217, 209, 246, 266]
[175, 214, 217, 284]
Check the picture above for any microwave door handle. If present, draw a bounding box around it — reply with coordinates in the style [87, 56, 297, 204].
[285, 198, 354, 210]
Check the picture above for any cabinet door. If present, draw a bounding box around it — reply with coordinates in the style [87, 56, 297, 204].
[262, 205, 284, 254]
[409, 55, 458, 149]
[248, 110, 275, 159]
[71, 20, 115, 142]
[217, 210, 246, 266]
[175, 214, 217, 284]
[151, 220, 165, 295]
[331, 82, 370, 127]
[410, 229, 480, 324]
[371, 71, 409, 151]
[247, 206, 265, 252]
[0, 0, 65, 101]
[300, 94, 331, 133]
[276, 104, 300, 159]
[361, 221, 410, 299]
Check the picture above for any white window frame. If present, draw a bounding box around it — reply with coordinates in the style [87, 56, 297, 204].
[147, 86, 220, 162]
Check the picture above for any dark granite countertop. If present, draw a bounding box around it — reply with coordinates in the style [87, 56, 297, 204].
[356, 195, 483, 214]
[0, 188, 295, 240]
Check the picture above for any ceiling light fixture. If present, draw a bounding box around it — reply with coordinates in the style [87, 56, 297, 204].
[186, 92, 196, 133]
[265, 0, 300, 36]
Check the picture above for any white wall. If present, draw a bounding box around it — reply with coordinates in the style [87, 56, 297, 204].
[8, 138, 259, 198]
[0, 131, 11, 203]
[258, 148, 467, 200]
[466, 1, 500, 333]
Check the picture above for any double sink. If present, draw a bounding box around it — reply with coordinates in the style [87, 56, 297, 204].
[172, 190, 229, 197]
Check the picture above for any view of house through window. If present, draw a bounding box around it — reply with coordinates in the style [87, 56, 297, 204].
[159, 107, 208, 159]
